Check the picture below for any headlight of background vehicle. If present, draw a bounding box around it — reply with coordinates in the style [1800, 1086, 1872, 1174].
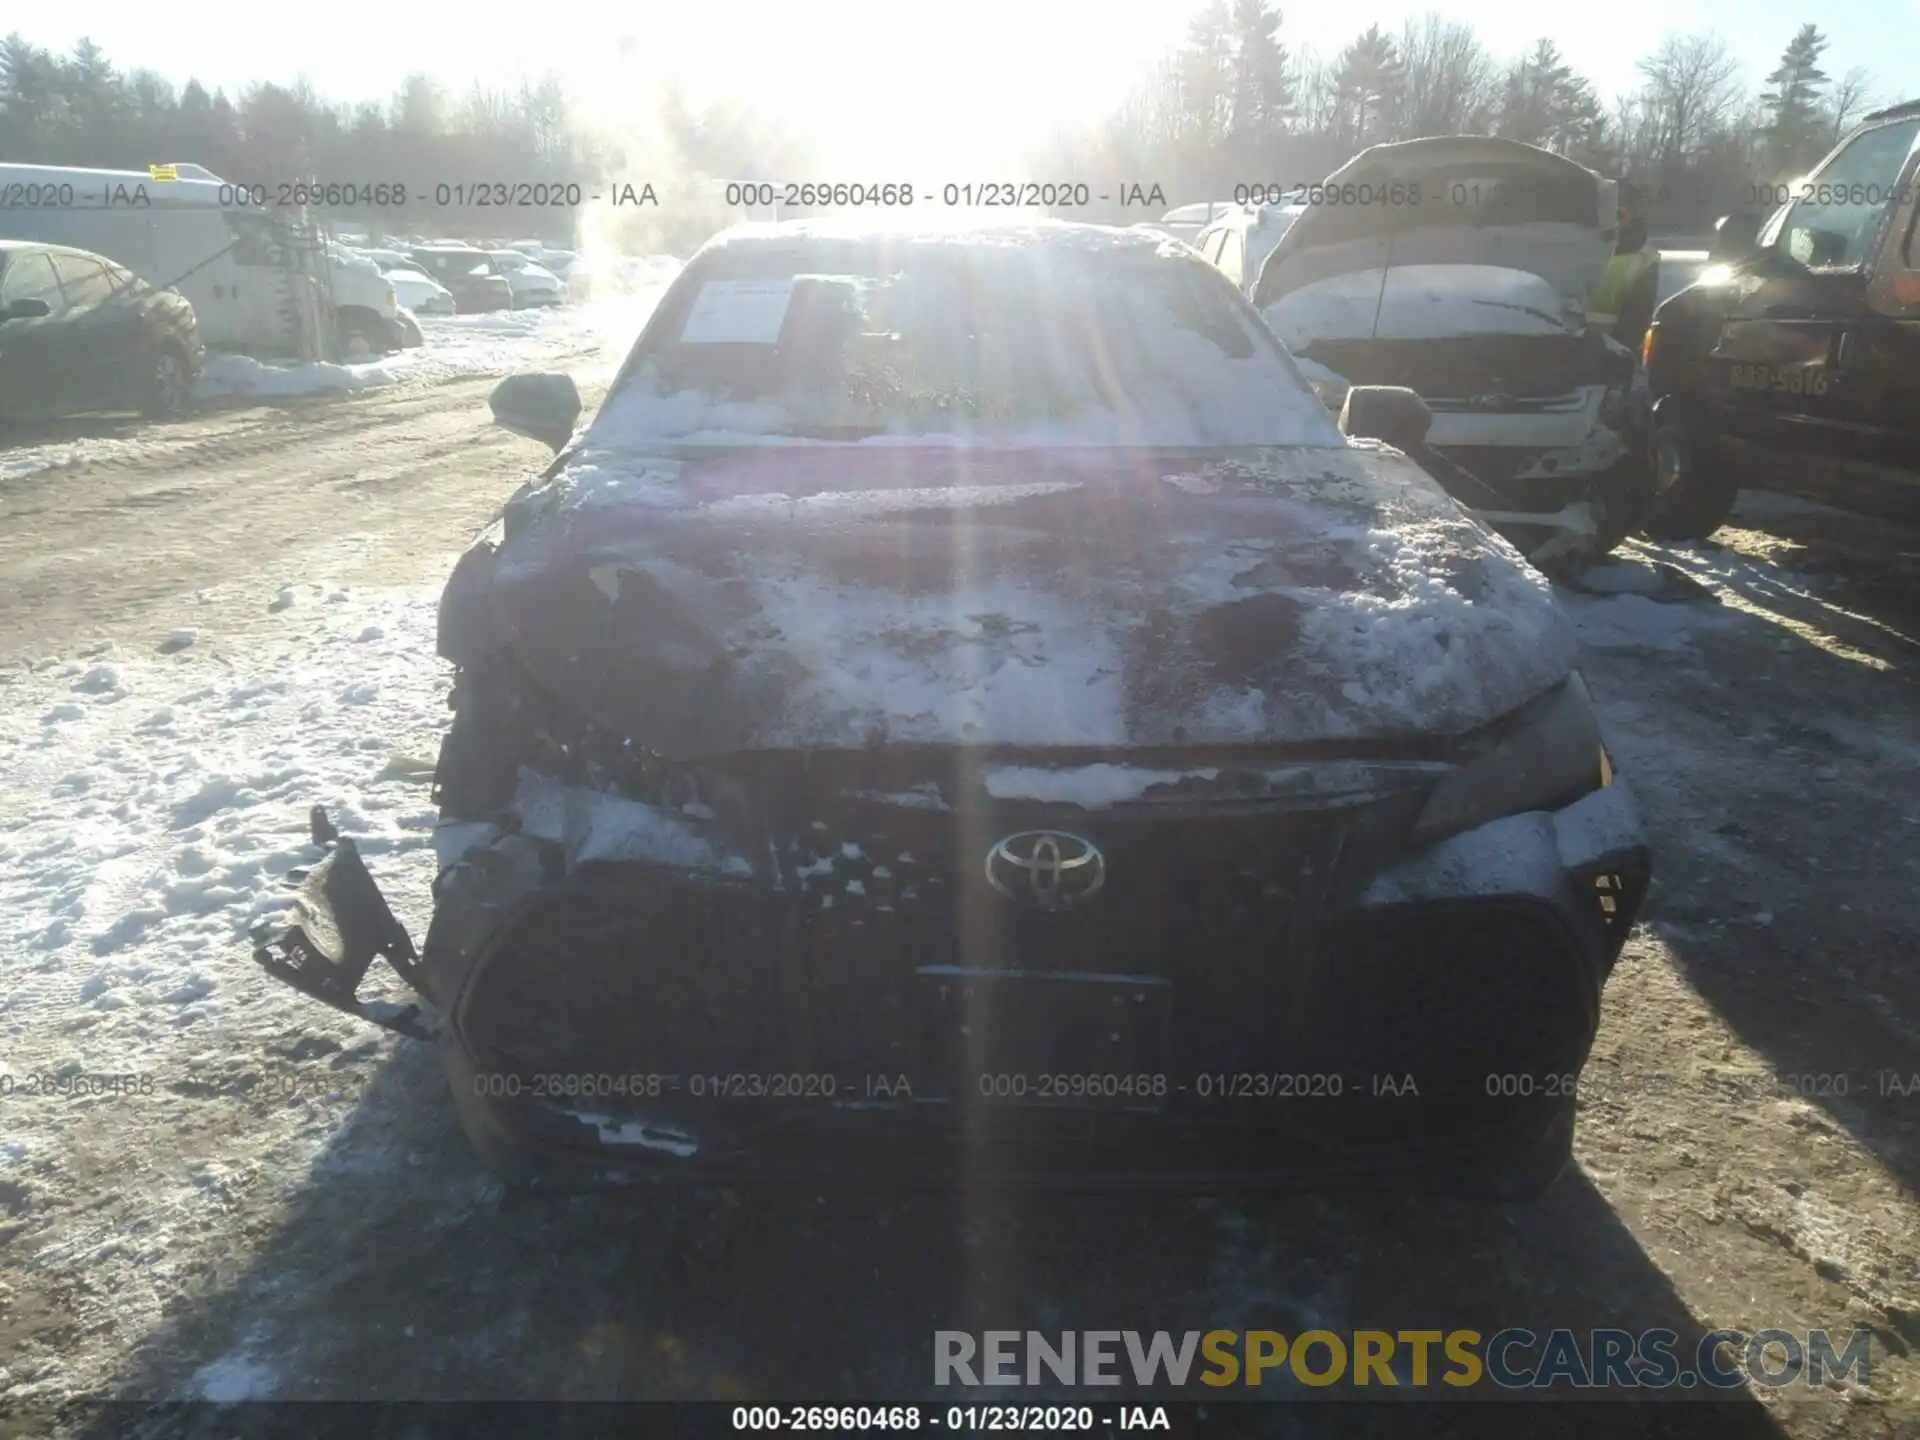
[1409, 673, 1609, 847]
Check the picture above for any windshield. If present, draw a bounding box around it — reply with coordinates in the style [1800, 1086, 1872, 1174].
[589, 240, 1343, 449]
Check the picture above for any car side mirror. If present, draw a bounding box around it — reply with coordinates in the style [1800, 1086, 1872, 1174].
[3, 297, 53, 320]
[1339, 385, 1433, 451]
[489, 373, 581, 452]
[1708, 212, 1763, 265]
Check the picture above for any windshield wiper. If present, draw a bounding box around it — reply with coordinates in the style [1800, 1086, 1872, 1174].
[1469, 299, 1570, 328]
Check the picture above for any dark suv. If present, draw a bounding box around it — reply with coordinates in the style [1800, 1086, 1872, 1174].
[0, 240, 203, 423]
[1642, 100, 1920, 536]
[406, 245, 515, 314]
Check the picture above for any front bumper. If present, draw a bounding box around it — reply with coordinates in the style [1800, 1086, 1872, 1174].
[256, 771, 1649, 1191]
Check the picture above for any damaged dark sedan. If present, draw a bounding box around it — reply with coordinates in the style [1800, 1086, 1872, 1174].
[255, 216, 1649, 1198]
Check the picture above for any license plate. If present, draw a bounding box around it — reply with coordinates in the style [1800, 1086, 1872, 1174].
[1726, 361, 1829, 396]
[915, 966, 1173, 1110]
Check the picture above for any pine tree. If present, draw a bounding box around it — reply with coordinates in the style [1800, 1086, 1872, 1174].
[1227, 0, 1294, 145]
[1177, 0, 1235, 143]
[1759, 25, 1830, 172]
[1331, 24, 1402, 151]
[0, 35, 63, 156]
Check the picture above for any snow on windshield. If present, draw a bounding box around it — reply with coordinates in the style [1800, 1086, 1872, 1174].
[586, 244, 1344, 449]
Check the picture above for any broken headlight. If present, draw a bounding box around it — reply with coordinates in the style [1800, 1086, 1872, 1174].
[1409, 674, 1608, 848]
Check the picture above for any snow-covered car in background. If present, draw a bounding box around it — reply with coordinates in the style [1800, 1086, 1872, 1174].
[1192, 203, 1305, 294]
[323, 244, 404, 356]
[382, 265, 456, 317]
[489, 250, 568, 308]
[360, 247, 431, 277]
[252, 217, 1649, 1198]
[407, 245, 514, 313]
[1159, 201, 1241, 246]
[1252, 138, 1651, 574]
[532, 247, 588, 299]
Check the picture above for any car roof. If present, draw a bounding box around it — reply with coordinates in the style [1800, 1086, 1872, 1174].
[700, 213, 1190, 260]
[1861, 98, 1920, 124]
[0, 238, 125, 264]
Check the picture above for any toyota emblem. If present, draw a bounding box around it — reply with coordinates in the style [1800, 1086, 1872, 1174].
[984, 831, 1107, 912]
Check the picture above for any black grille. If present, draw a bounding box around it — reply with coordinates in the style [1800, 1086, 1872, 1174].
[459, 787, 1599, 1150]
[463, 797, 1347, 1083]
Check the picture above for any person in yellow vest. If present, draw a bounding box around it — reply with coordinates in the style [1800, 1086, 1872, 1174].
[1590, 180, 1660, 358]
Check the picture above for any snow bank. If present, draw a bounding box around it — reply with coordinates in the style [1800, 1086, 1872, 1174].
[193, 294, 658, 400]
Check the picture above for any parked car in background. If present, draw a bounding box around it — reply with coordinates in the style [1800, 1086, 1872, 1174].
[1252, 137, 1649, 574]
[383, 266, 456, 317]
[361, 248, 431, 278]
[532, 247, 588, 299]
[1192, 203, 1305, 295]
[0, 239, 202, 422]
[1159, 201, 1240, 246]
[323, 244, 404, 356]
[488, 250, 568, 308]
[0, 162, 330, 360]
[1641, 100, 1920, 537]
[254, 216, 1650, 1200]
[406, 246, 514, 313]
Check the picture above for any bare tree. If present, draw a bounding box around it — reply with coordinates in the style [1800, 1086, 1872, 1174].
[1633, 32, 1743, 172]
[1394, 14, 1497, 140]
[1824, 66, 1875, 147]
[1287, 45, 1338, 137]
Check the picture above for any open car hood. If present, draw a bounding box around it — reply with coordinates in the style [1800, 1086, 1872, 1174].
[1252, 137, 1618, 318]
[1264, 263, 1591, 347]
[465, 443, 1579, 760]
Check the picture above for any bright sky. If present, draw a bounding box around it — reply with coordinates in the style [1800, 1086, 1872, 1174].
[11, 0, 1912, 175]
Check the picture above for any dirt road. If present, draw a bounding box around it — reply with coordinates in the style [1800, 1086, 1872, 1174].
[2, 379, 1918, 1438]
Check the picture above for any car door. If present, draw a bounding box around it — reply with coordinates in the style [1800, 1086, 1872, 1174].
[1216, 227, 1247, 292]
[0, 249, 73, 420]
[49, 251, 141, 410]
[1847, 140, 1920, 475]
[1707, 115, 1920, 466]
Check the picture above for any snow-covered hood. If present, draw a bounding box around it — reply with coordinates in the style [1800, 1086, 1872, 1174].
[1253, 137, 1617, 317]
[1264, 264, 1588, 347]
[385, 270, 451, 306]
[471, 442, 1578, 758]
[506, 262, 563, 287]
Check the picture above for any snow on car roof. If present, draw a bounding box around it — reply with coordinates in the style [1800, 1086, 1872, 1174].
[703, 212, 1189, 258]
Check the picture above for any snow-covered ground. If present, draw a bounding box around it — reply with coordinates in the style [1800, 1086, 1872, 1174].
[195, 295, 662, 402]
[0, 570, 448, 1076]
[0, 541, 1740, 1131]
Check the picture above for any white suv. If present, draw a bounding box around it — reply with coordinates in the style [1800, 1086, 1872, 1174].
[1192, 204, 1306, 296]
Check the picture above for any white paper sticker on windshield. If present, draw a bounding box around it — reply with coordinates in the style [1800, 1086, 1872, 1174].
[678, 279, 795, 345]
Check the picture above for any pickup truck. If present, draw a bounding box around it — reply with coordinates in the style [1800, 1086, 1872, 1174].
[1643, 100, 1920, 536]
